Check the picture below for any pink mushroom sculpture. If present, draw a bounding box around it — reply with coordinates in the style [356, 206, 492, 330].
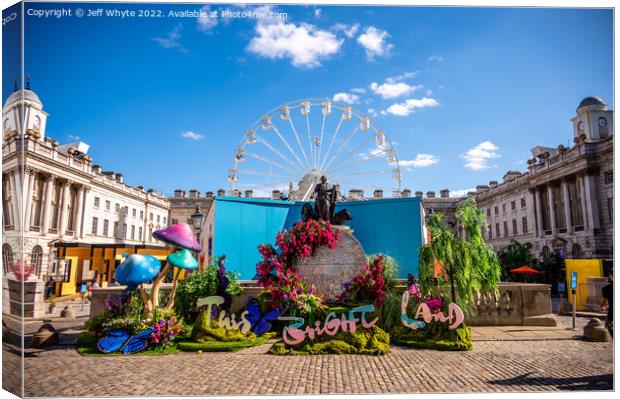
[150, 223, 202, 312]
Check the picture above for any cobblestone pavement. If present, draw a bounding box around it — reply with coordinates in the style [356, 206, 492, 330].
[2, 334, 612, 396]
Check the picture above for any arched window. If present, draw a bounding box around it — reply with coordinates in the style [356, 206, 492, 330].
[3, 244, 13, 274]
[30, 245, 43, 277]
[572, 244, 582, 259]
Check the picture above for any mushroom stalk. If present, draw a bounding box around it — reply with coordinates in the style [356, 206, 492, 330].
[165, 268, 181, 310]
[139, 284, 152, 313]
[150, 262, 172, 309]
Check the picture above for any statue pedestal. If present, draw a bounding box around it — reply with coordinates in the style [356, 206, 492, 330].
[296, 226, 366, 300]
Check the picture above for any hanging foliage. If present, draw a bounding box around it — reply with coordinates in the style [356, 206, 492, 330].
[419, 198, 501, 311]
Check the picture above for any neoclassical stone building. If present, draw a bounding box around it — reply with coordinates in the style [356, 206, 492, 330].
[475, 96, 614, 260]
[2, 87, 169, 314]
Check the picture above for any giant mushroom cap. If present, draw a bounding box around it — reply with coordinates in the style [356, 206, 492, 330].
[152, 223, 201, 252]
[167, 248, 199, 270]
[115, 254, 162, 288]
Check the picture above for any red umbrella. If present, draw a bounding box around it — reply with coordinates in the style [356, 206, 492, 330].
[511, 265, 544, 274]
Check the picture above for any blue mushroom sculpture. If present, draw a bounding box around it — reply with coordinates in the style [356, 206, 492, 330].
[114, 254, 161, 313]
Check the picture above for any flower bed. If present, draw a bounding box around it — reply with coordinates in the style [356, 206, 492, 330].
[390, 324, 472, 351]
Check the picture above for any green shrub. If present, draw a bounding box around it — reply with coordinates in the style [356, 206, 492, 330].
[190, 311, 256, 343]
[390, 322, 473, 351]
[268, 325, 390, 355]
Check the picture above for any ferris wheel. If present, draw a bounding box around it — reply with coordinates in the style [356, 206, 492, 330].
[229, 99, 401, 201]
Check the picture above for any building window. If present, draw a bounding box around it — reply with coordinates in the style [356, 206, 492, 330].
[138, 226, 143, 241]
[522, 216, 528, 233]
[140, 210, 144, 219]
[132, 208, 137, 217]
[568, 178, 584, 229]
[92, 217, 99, 235]
[115, 203, 120, 213]
[150, 213, 153, 221]
[572, 244, 582, 259]
[503, 221, 509, 237]
[131, 225, 135, 240]
[521, 198, 526, 208]
[51, 183, 61, 229]
[94, 197, 100, 208]
[608, 197, 613, 222]
[157, 215, 160, 223]
[512, 219, 517, 235]
[2, 175, 13, 227]
[486, 208, 491, 217]
[541, 188, 551, 233]
[494, 206, 498, 215]
[495, 223, 500, 237]
[3, 244, 13, 274]
[31, 176, 45, 228]
[105, 200, 111, 211]
[502, 204, 506, 213]
[114, 221, 119, 238]
[30, 245, 43, 277]
[488, 225, 492, 239]
[511, 201, 516, 211]
[604, 171, 613, 185]
[172, 219, 178, 225]
[163, 217, 167, 225]
[553, 184, 566, 230]
[123, 223, 128, 239]
[103, 219, 109, 236]
[66, 186, 78, 232]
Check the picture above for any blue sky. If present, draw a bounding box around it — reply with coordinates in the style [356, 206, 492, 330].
[5, 3, 613, 197]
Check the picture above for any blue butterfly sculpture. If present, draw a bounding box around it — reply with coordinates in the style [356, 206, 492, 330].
[244, 298, 284, 336]
[96, 328, 155, 355]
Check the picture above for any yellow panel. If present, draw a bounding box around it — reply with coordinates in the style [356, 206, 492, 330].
[565, 259, 603, 310]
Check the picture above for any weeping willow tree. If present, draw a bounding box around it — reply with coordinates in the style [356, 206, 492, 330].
[419, 198, 501, 310]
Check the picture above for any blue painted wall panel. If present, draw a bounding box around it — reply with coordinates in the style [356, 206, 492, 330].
[213, 197, 423, 280]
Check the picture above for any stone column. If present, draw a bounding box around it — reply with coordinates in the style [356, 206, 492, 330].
[561, 178, 573, 233]
[534, 187, 544, 237]
[584, 174, 601, 230]
[8, 170, 21, 231]
[74, 186, 86, 238]
[23, 168, 36, 230]
[58, 181, 71, 236]
[41, 175, 55, 235]
[547, 184, 557, 235]
[579, 174, 590, 229]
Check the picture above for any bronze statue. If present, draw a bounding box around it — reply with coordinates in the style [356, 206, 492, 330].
[313, 176, 334, 222]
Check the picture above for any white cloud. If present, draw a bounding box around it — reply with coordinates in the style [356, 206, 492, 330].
[197, 5, 218, 32]
[357, 26, 393, 59]
[332, 23, 360, 38]
[462, 141, 499, 170]
[370, 81, 422, 99]
[386, 71, 418, 83]
[181, 131, 204, 140]
[67, 134, 81, 141]
[314, 8, 322, 18]
[351, 87, 366, 94]
[425, 89, 433, 96]
[333, 92, 360, 104]
[153, 25, 188, 53]
[428, 55, 443, 62]
[450, 188, 475, 197]
[398, 153, 439, 168]
[247, 22, 343, 68]
[383, 97, 440, 116]
[368, 108, 378, 117]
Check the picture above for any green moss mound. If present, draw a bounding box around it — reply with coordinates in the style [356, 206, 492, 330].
[268, 325, 390, 355]
[191, 312, 257, 343]
[390, 322, 473, 351]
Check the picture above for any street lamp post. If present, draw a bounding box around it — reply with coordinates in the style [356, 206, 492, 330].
[190, 205, 206, 259]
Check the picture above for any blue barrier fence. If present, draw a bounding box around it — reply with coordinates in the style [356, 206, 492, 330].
[213, 196, 425, 279]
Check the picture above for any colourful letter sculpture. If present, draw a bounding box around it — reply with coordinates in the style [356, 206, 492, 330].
[400, 291, 464, 330]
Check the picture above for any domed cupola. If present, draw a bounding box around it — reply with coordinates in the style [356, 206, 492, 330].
[2, 76, 48, 140]
[571, 96, 613, 142]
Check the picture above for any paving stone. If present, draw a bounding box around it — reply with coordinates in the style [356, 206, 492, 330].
[0, 337, 611, 396]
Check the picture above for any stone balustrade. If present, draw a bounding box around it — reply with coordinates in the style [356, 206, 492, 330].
[467, 282, 556, 326]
